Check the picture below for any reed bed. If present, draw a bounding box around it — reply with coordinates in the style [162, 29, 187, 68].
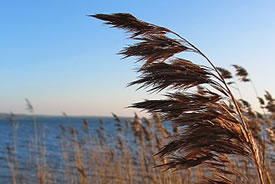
[5, 109, 275, 184]
[4, 13, 275, 183]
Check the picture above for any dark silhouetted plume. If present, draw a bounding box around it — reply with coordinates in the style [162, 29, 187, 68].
[92, 13, 265, 184]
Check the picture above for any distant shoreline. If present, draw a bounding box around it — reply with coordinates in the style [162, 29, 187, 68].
[0, 112, 134, 120]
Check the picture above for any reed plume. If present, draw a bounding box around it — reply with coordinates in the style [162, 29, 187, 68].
[232, 65, 250, 82]
[91, 13, 265, 183]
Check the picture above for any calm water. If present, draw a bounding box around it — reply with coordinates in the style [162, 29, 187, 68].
[0, 114, 132, 183]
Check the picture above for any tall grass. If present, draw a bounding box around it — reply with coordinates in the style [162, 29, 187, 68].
[5, 110, 274, 183]
[3, 13, 275, 184]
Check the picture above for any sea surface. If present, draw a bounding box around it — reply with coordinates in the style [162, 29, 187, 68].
[0, 114, 133, 183]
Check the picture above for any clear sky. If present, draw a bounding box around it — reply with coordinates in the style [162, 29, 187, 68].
[1, 0, 275, 117]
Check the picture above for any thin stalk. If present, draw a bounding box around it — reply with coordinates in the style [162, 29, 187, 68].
[232, 75, 243, 99]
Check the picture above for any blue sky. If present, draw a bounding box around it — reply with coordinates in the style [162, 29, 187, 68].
[1, 1, 275, 116]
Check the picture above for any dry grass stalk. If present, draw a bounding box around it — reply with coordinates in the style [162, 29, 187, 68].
[92, 13, 266, 183]
[7, 113, 19, 184]
[70, 127, 88, 184]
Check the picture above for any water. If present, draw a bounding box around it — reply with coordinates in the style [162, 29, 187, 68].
[0, 114, 132, 183]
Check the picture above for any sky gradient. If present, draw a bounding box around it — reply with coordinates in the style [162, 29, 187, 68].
[1, 1, 275, 117]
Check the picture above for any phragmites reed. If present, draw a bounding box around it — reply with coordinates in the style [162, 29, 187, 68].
[232, 65, 250, 82]
[91, 13, 265, 184]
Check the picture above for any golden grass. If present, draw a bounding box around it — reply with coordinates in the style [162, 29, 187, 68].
[5, 111, 275, 183]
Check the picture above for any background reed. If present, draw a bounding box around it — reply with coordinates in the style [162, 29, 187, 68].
[5, 106, 274, 183]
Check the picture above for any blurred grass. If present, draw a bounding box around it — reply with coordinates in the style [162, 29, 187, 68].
[5, 110, 275, 184]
